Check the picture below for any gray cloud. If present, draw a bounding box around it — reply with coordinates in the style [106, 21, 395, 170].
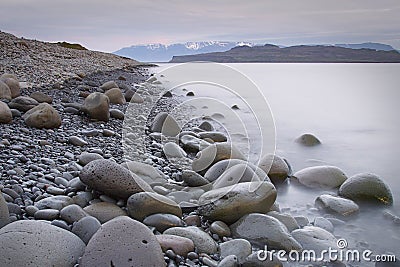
[0, 0, 399, 51]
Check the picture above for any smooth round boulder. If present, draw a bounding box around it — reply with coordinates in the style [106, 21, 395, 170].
[68, 136, 87, 146]
[100, 80, 118, 91]
[0, 220, 85, 267]
[243, 251, 283, 267]
[315, 194, 359, 216]
[0, 80, 11, 100]
[295, 133, 321, 146]
[150, 112, 181, 137]
[121, 160, 166, 185]
[22, 103, 61, 129]
[0, 101, 12, 123]
[8, 96, 38, 112]
[198, 131, 227, 142]
[60, 204, 88, 224]
[291, 226, 337, 254]
[258, 154, 290, 183]
[83, 92, 110, 122]
[267, 211, 300, 232]
[156, 234, 195, 256]
[127, 192, 182, 221]
[79, 159, 151, 199]
[130, 92, 144, 103]
[192, 142, 246, 172]
[210, 221, 231, 237]
[105, 88, 126, 104]
[230, 213, 302, 252]
[164, 226, 218, 254]
[83, 202, 127, 223]
[339, 173, 393, 205]
[30, 91, 52, 103]
[198, 181, 276, 224]
[293, 166, 347, 189]
[163, 142, 187, 158]
[182, 170, 210, 187]
[0, 78, 19, 98]
[220, 239, 252, 264]
[110, 108, 125, 119]
[180, 134, 211, 152]
[80, 216, 166, 267]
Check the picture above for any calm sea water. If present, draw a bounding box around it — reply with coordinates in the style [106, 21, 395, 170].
[154, 63, 400, 263]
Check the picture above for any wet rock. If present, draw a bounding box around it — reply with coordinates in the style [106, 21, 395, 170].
[164, 226, 218, 254]
[8, 96, 39, 112]
[0, 220, 85, 267]
[258, 154, 290, 184]
[315, 194, 359, 216]
[80, 216, 165, 267]
[143, 213, 184, 232]
[22, 103, 61, 129]
[199, 121, 213, 131]
[339, 173, 393, 205]
[180, 134, 211, 152]
[129, 92, 144, 103]
[198, 181, 276, 224]
[84, 202, 127, 223]
[230, 213, 302, 252]
[83, 92, 110, 122]
[105, 87, 126, 104]
[198, 132, 227, 142]
[293, 166, 347, 189]
[212, 163, 262, 189]
[30, 91, 53, 103]
[182, 170, 210, 187]
[150, 112, 181, 137]
[267, 211, 300, 232]
[295, 133, 321, 146]
[121, 160, 166, 185]
[0, 101, 12, 123]
[291, 226, 337, 254]
[127, 192, 182, 221]
[243, 251, 283, 267]
[156, 234, 195, 256]
[210, 221, 231, 237]
[79, 159, 151, 199]
[192, 142, 246, 172]
[33, 209, 60, 220]
[313, 217, 334, 233]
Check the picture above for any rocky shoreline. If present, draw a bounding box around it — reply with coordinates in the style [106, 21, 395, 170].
[0, 32, 398, 267]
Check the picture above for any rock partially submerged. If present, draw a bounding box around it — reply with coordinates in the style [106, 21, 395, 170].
[293, 165, 347, 189]
[315, 194, 359, 216]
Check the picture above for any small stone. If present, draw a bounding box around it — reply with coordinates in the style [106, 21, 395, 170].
[220, 239, 251, 264]
[110, 108, 125, 119]
[105, 88, 126, 104]
[0, 80, 11, 100]
[0, 101, 12, 123]
[164, 226, 218, 254]
[34, 196, 74, 210]
[127, 192, 182, 221]
[156, 234, 195, 256]
[315, 194, 359, 216]
[266, 211, 300, 232]
[83, 202, 127, 223]
[163, 142, 187, 158]
[291, 226, 337, 254]
[186, 91, 195, 96]
[295, 133, 321, 146]
[143, 213, 184, 232]
[8, 96, 38, 112]
[99, 80, 118, 91]
[210, 221, 231, 237]
[68, 136, 87, 146]
[34, 209, 60, 220]
[258, 154, 290, 184]
[182, 170, 210, 187]
[30, 91, 53, 103]
[218, 255, 238, 267]
[77, 152, 104, 166]
[198, 132, 227, 142]
[150, 112, 181, 137]
[60, 204, 88, 224]
[313, 217, 334, 233]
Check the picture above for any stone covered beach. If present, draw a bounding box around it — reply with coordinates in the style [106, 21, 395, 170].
[0, 31, 398, 267]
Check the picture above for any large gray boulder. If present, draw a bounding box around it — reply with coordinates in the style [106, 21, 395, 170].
[80, 216, 166, 267]
[84, 202, 127, 223]
[105, 88, 126, 104]
[291, 226, 337, 254]
[0, 193, 10, 228]
[0, 77, 20, 98]
[293, 166, 347, 189]
[339, 173, 393, 205]
[0, 80, 11, 100]
[79, 159, 152, 199]
[295, 133, 321, 146]
[258, 154, 290, 183]
[150, 112, 181, 137]
[22, 103, 61, 129]
[83, 92, 110, 122]
[198, 181, 276, 224]
[230, 213, 302, 252]
[0, 101, 12, 124]
[315, 194, 359, 216]
[0, 220, 85, 267]
[121, 160, 166, 186]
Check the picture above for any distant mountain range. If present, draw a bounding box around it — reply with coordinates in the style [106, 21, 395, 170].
[170, 44, 400, 63]
[114, 41, 254, 62]
[114, 41, 399, 63]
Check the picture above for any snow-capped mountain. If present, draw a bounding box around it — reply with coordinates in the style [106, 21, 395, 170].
[113, 41, 254, 62]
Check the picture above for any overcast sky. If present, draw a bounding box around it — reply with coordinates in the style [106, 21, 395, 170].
[1, 0, 399, 52]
